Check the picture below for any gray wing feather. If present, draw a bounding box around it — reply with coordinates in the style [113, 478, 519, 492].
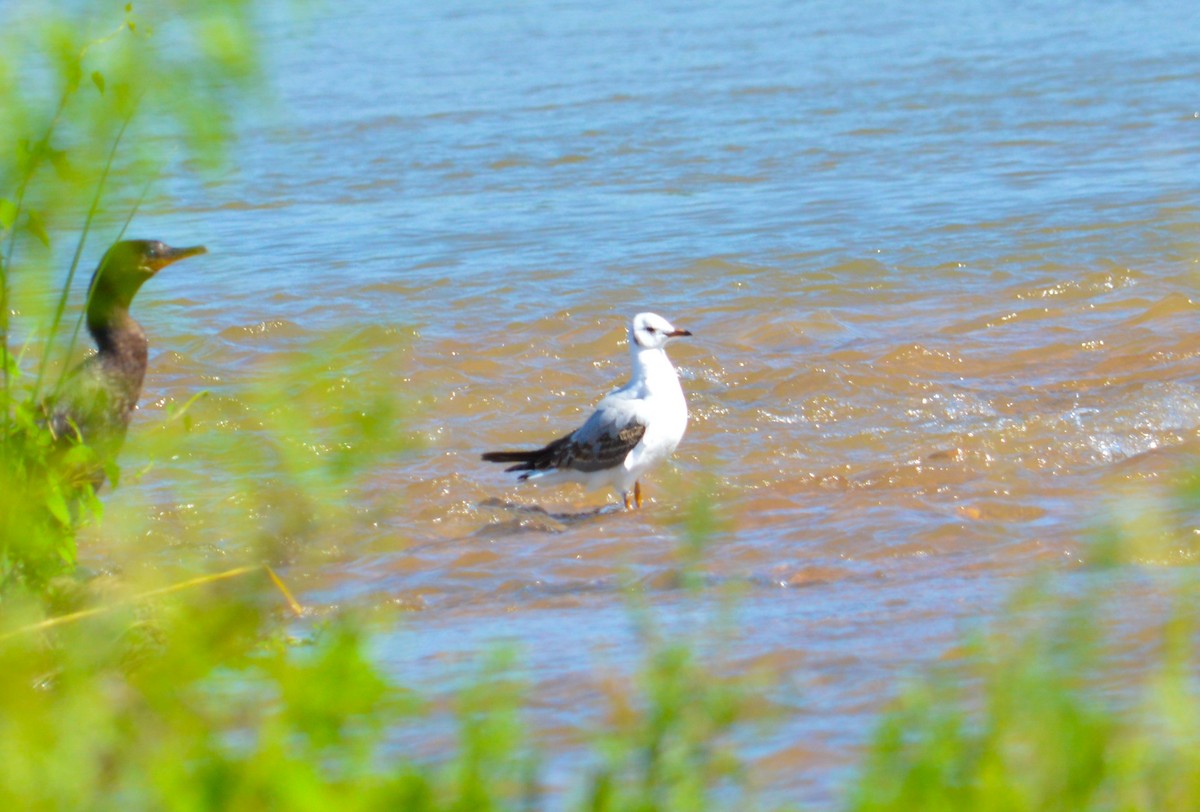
[484, 395, 648, 476]
[528, 400, 646, 474]
[563, 406, 647, 472]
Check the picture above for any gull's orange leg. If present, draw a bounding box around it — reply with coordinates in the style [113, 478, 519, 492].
[623, 491, 633, 511]
[634, 481, 642, 509]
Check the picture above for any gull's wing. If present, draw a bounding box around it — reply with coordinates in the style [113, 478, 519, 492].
[483, 394, 647, 475]
[558, 397, 647, 472]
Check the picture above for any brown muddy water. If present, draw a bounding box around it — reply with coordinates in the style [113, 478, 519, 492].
[66, 0, 1200, 805]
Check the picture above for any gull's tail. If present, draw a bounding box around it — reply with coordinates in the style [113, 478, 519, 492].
[482, 435, 571, 478]
[481, 449, 540, 471]
[481, 449, 544, 481]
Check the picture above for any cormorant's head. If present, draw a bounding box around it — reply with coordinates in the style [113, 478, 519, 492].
[89, 239, 207, 314]
[630, 312, 692, 351]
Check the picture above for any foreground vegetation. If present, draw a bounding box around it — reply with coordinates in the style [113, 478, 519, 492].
[5, 499, 1200, 810]
[851, 574, 1200, 810]
[3, 577, 773, 810]
[4, 3, 1200, 811]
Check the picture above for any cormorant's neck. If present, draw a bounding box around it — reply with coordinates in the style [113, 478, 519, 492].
[86, 274, 148, 370]
[87, 306, 140, 353]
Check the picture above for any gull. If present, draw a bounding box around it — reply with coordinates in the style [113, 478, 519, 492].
[482, 312, 692, 510]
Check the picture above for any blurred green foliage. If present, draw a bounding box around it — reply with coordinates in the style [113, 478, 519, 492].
[0, 587, 513, 810]
[0, 576, 773, 811]
[583, 642, 753, 811]
[848, 576, 1200, 811]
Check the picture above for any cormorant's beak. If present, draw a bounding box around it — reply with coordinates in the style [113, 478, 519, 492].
[149, 244, 207, 272]
[667, 329, 692, 338]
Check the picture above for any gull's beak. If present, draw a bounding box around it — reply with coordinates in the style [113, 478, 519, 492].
[667, 328, 692, 338]
[149, 244, 207, 272]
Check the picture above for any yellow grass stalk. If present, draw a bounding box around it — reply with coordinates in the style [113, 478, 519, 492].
[0, 563, 306, 643]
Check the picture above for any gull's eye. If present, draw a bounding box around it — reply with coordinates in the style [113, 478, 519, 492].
[645, 326, 657, 334]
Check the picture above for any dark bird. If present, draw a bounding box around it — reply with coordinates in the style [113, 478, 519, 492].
[47, 239, 206, 484]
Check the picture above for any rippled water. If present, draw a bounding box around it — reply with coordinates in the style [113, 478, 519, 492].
[78, 0, 1200, 804]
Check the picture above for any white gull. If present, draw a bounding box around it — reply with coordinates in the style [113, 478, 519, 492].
[482, 312, 692, 510]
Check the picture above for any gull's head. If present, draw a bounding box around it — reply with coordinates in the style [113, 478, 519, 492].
[630, 312, 692, 350]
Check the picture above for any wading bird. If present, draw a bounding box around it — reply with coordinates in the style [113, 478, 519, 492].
[483, 312, 692, 510]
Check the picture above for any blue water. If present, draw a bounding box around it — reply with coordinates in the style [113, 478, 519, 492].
[140, 1, 1199, 329]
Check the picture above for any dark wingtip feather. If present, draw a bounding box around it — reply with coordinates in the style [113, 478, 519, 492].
[482, 450, 536, 464]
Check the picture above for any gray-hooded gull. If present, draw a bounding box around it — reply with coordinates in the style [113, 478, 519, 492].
[482, 312, 692, 510]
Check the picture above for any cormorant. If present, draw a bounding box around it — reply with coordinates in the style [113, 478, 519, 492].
[48, 239, 206, 485]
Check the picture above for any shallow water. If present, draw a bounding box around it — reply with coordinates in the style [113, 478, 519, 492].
[74, 0, 1200, 804]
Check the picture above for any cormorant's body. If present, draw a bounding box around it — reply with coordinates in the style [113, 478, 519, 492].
[49, 240, 206, 482]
